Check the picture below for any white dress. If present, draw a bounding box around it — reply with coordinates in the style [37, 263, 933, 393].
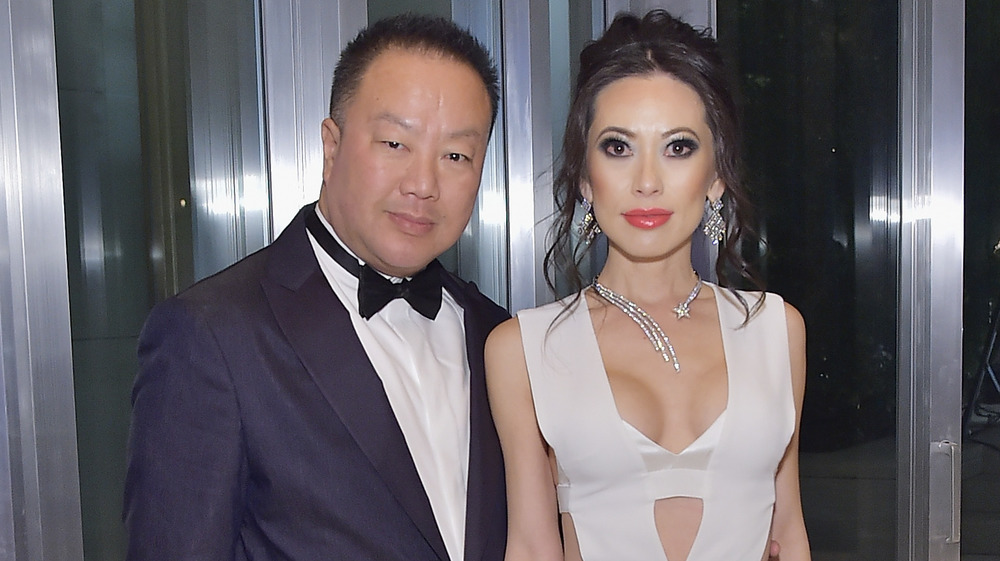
[516, 284, 795, 561]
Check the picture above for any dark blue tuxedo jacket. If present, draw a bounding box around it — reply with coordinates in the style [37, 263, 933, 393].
[124, 204, 509, 561]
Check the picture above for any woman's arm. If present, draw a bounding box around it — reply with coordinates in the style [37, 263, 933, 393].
[485, 318, 564, 561]
[770, 302, 812, 560]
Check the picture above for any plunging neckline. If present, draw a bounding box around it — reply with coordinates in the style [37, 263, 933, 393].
[622, 410, 727, 458]
[581, 282, 732, 456]
[517, 283, 786, 561]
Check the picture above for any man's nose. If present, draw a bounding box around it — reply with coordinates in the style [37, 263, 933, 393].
[402, 153, 439, 199]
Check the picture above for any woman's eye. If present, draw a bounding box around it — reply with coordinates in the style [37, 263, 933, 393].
[446, 153, 469, 163]
[600, 139, 631, 157]
[384, 141, 402, 149]
[667, 139, 698, 157]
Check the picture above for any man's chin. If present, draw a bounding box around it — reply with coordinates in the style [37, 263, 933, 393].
[371, 249, 440, 278]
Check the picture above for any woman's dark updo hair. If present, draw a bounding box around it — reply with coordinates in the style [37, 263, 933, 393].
[544, 10, 763, 316]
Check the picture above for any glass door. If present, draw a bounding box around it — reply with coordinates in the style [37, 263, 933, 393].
[58, 0, 269, 556]
[716, 1, 968, 559]
[716, 2, 900, 557]
[961, 0, 1000, 557]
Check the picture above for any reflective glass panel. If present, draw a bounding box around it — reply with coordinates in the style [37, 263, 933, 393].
[57, 0, 266, 556]
[717, 2, 899, 558]
[961, 0, 1000, 557]
[55, 0, 151, 556]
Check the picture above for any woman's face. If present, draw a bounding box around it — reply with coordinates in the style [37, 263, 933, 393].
[581, 72, 724, 263]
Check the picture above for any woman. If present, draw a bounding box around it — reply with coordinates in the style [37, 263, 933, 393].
[485, 10, 810, 561]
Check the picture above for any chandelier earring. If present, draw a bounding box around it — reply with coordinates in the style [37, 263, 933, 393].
[702, 197, 726, 245]
[577, 198, 602, 245]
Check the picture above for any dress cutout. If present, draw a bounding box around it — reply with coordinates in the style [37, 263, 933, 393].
[517, 284, 794, 561]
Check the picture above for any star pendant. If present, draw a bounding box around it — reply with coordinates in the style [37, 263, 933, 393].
[673, 303, 692, 319]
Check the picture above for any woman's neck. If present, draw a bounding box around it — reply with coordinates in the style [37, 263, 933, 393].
[596, 249, 701, 307]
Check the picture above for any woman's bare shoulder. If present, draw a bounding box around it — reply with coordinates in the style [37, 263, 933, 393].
[486, 315, 523, 353]
[782, 300, 806, 342]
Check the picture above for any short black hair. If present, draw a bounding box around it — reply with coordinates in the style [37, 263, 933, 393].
[329, 13, 499, 128]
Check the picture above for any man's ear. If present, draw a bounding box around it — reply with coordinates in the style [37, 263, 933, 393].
[321, 117, 342, 163]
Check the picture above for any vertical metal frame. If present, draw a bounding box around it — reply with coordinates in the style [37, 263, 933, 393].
[0, 0, 84, 558]
[592, 0, 607, 37]
[453, 1, 509, 308]
[502, 0, 555, 311]
[898, 1, 965, 560]
[260, 0, 366, 235]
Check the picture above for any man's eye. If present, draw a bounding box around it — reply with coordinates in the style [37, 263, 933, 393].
[384, 141, 402, 149]
[447, 153, 468, 162]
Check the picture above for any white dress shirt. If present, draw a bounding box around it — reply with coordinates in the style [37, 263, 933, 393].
[307, 207, 470, 561]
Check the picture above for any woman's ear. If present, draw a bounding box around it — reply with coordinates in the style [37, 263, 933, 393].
[580, 178, 593, 204]
[707, 175, 726, 203]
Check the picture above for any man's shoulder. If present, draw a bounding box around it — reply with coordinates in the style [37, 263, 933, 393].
[440, 269, 509, 327]
[177, 247, 271, 307]
[171, 204, 314, 311]
[147, 244, 285, 336]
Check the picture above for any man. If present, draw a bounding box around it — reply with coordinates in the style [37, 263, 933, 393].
[124, 14, 507, 561]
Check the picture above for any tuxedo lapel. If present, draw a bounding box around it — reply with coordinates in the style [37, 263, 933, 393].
[261, 206, 450, 561]
[443, 275, 507, 561]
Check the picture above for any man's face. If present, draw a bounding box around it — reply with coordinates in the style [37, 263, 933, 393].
[318, 48, 493, 278]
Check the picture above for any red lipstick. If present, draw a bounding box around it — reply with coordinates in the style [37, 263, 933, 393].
[622, 208, 672, 229]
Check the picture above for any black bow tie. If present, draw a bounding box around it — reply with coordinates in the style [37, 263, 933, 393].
[306, 210, 443, 320]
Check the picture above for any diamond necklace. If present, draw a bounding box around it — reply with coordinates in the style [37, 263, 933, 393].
[591, 273, 702, 372]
